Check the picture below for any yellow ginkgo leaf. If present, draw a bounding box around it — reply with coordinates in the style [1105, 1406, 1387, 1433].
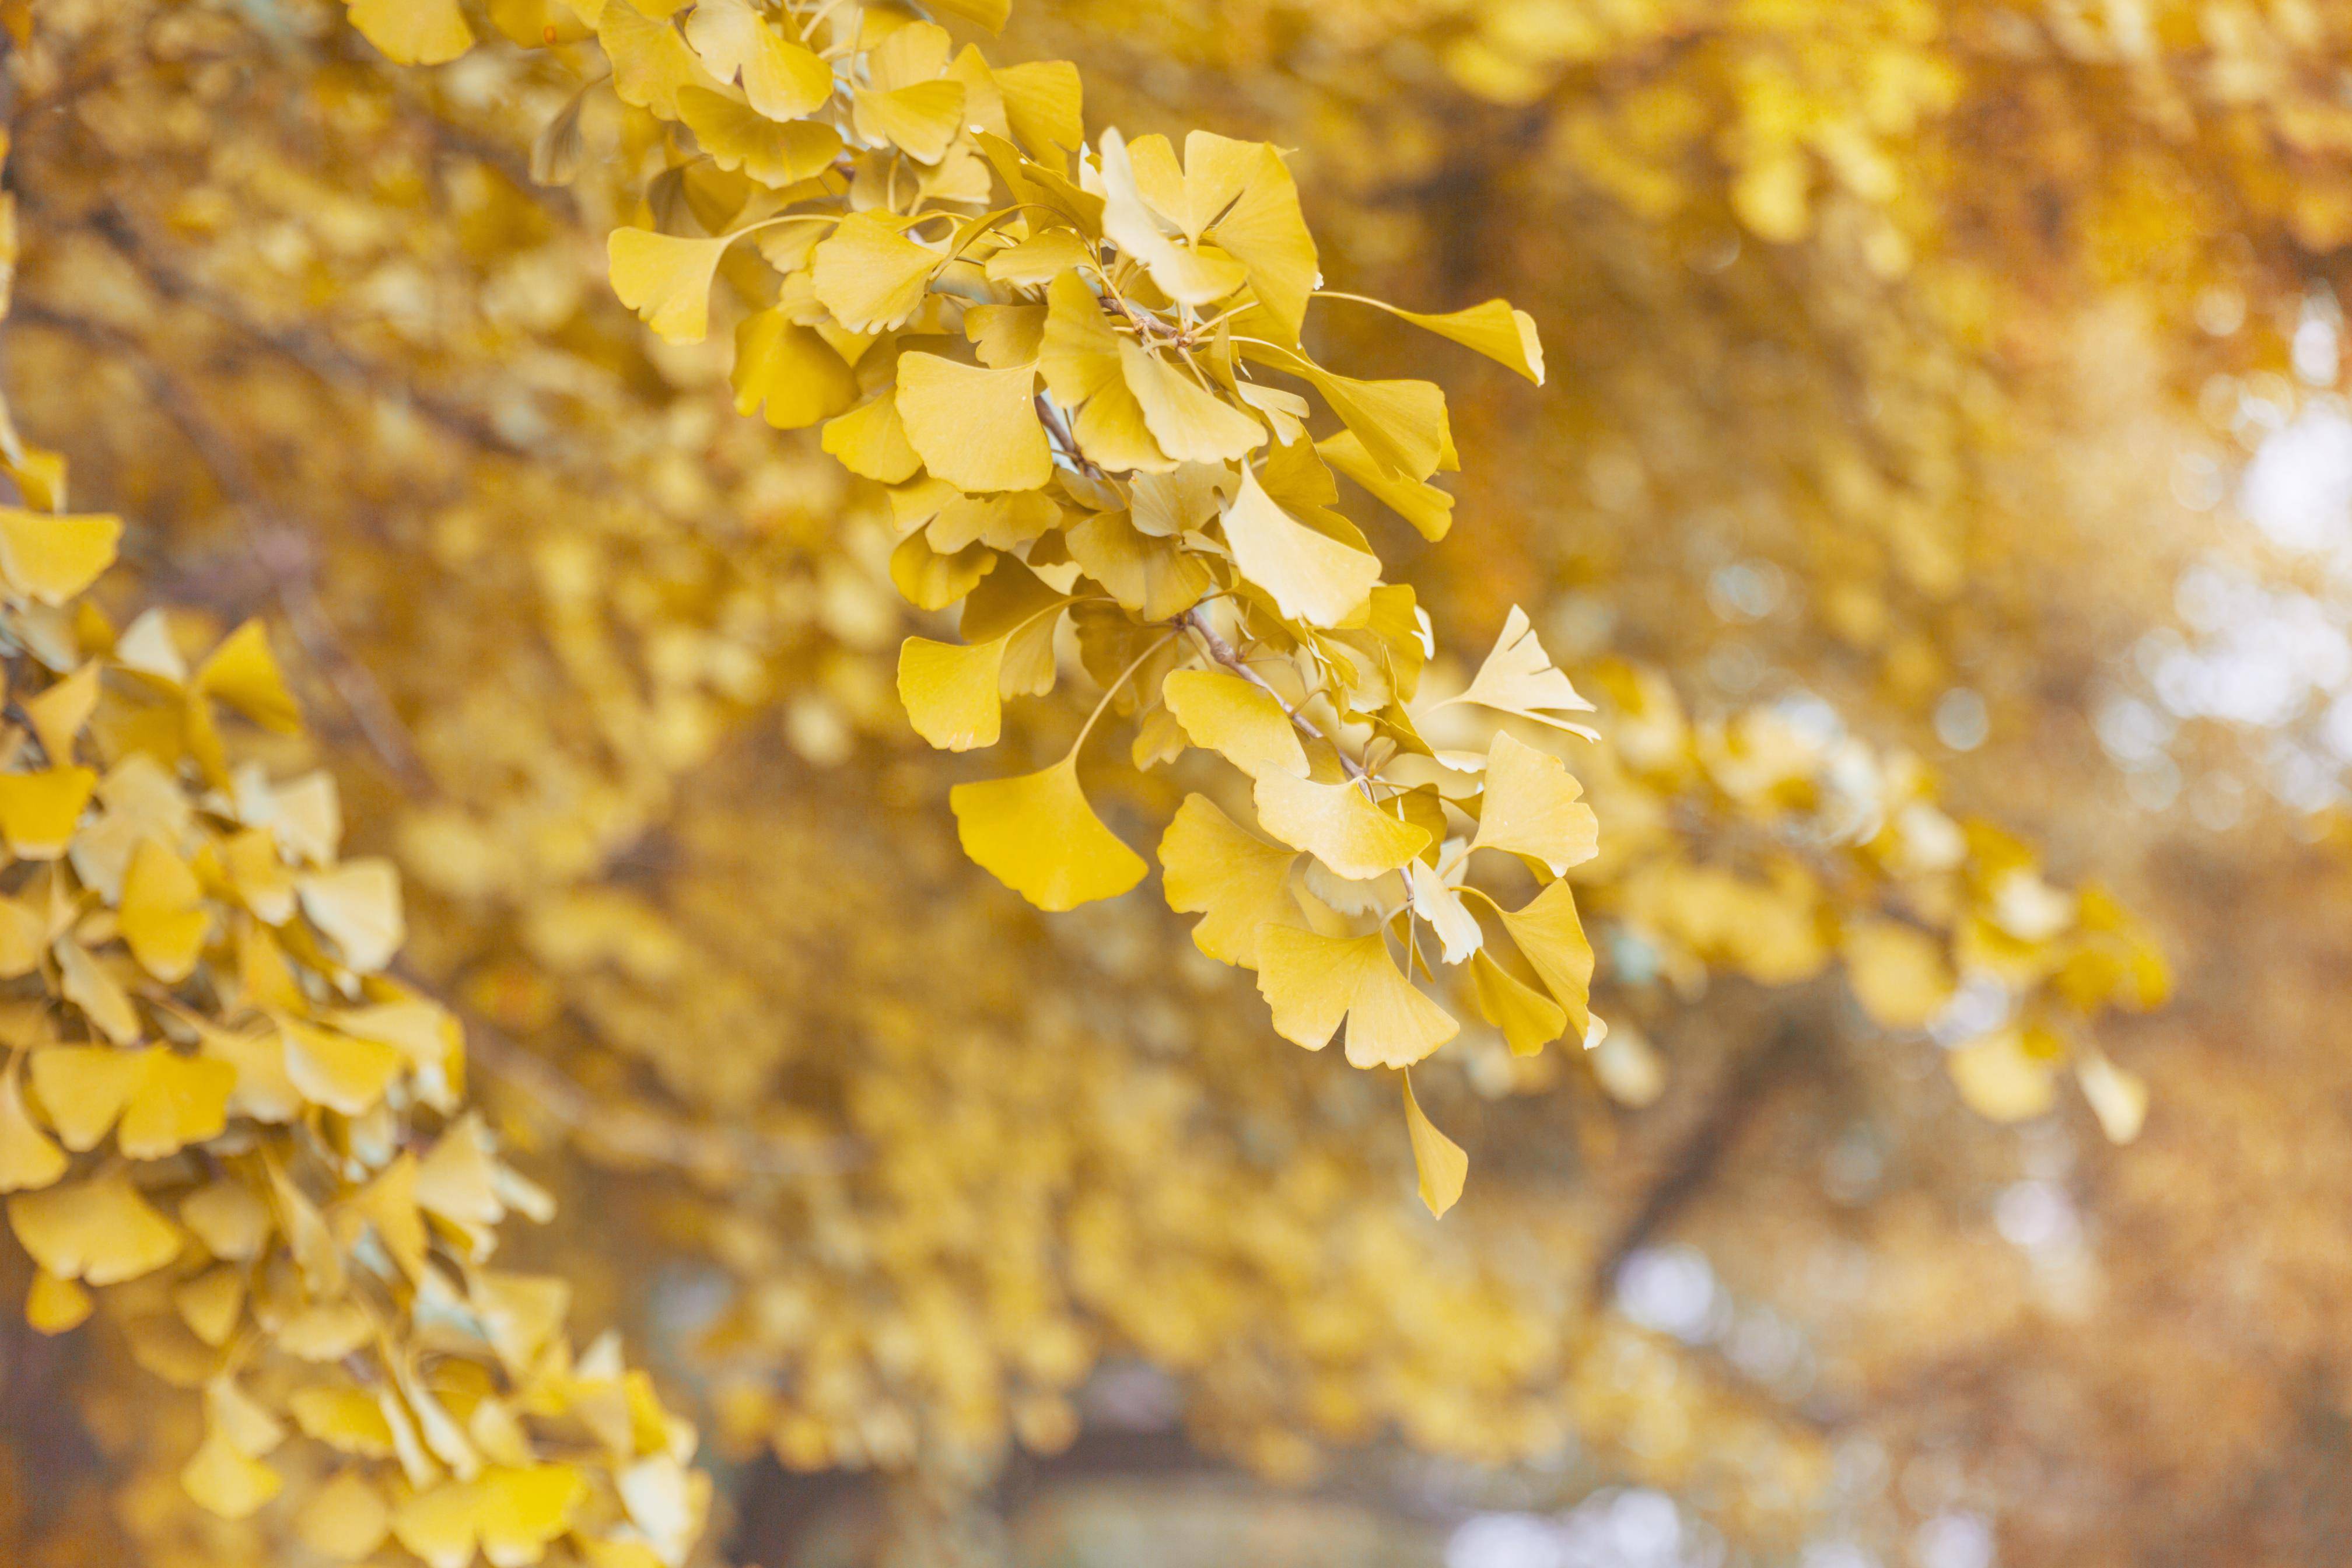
[298, 1470, 393, 1562]
[1402, 1073, 1468, 1217]
[1468, 949, 1567, 1056]
[1843, 919, 1954, 1031]
[993, 60, 1082, 155]
[194, 620, 302, 733]
[1220, 464, 1379, 629]
[1161, 668, 1307, 781]
[1947, 1028, 2057, 1122]
[1252, 769, 1428, 881]
[0, 1060, 66, 1192]
[607, 228, 730, 345]
[852, 79, 967, 164]
[121, 836, 209, 982]
[1119, 340, 1265, 464]
[1203, 139, 1320, 343]
[289, 1387, 398, 1458]
[2076, 1049, 2149, 1143]
[174, 1264, 246, 1347]
[732, 309, 859, 429]
[1443, 604, 1598, 736]
[1406, 858, 1482, 964]
[597, 0, 704, 120]
[1255, 926, 1458, 1069]
[298, 859, 405, 972]
[1158, 793, 1301, 968]
[984, 228, 1087, 288]
[1326, 295, 1545, 384]
[1320, 429, 1453, 542]
[391, 1479, 480, 1568]
[0, 765, 95, 858]
[683, 0, 832, 120]
[116, 1052, 235, 1160]
[950, 758, 1147, 911]
[678, 88, 842, 186]
[25, 1266, 91, 1333]
[180, 1179, 272, 1261]
[57, 939, 139, 1044]
[888, 530, 996, 612]
[281, 1019, 407, 1117]
[9, 1168, 183, 1284]
[475, 1465, 590, 1564]
[897, 635, 1007, 752]
[29, 1046, 143, 1152]
[1495, 878, 1593, 1039]
[895, 354, 1052, 494]
[1065, 508, 1213, 620]
[23, 660, 98, 765]
[183, 1430, 281, 1521]
[1470, 731, 1598, 876]
[344, 0, 471, 65]
[810, 212, 942, 333]
[824, 393, 923, 485]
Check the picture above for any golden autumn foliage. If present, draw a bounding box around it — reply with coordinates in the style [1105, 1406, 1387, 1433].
[9, 0, 2352, 1565]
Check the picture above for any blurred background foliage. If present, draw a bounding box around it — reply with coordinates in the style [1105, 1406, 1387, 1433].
[5, 0, 2352, 1565]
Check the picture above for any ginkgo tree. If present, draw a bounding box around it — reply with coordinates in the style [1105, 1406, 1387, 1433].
[0, 0, 2232, 1561]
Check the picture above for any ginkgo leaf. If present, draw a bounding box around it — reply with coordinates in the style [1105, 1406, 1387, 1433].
[1320, 429, 1453, 541]
[895, 354, 1052, 494]
[1064, 508, 1213, 620]
[897, 636, 1006, 751]
[1158, 793, 1300, 968]
[810, 212, 942, 333]
[732, 309, 859, 429]
[121, 836, 209, 981]
[1443, 604, 1598, 736]
[183, 1430, 282, 1520]
[1468, 949, 1567, 1055]
[1327, 295, 1545, 384]
[298, 1470, 393, 1562]
[1469, 732, 1598, 876]
[1162, 669, 1308, 780]
[823, 393, 923, 484]
[1947, 1028, 2057, 1122]
[684, 0, 832, 120]
[1252, 769, 1428, 881]
[1204, 141, 1320, 344]
[30, 1046, 143, 1153]
[175, 1264, 246, 1347]
[282, 1020, 407, 1116]
[1843, 919, 1954, 1030]
[1119, 340, 1265, 464]
[344, 0, 472, 65]
[679, 88, 842, 186]
[2076, 1049, 2148, 1143]
[1495, 878, 1593, 1038]
[597, 0, 704, 120]
[25, 1267, 91, 1334]
[607, 229, 730, 345]
[298, 860, 405, 973]
[1402, 1073, 1468, 1217]
[852, 79, 967, 164]
[23, 660, 97, 765]
[0, 509, 120, 605]
[0, 765, 93, 859]
[0, 1061, 66, 1192]
[10, 1168, 182, 1284]
[984, 228, 1087, 288]
[1255, 926, 1458, 1069]
[1406, 859, 1482, 964]
[1097, 130, 1248, 304]
[888, 530, 995, 611]
[57, 939, 139, 1044]
[1220, 463, 1379, 629]
[951, 758, 1147, 911]
[994, 60, 1083, 156]
[194, 620, 302, 733]
[117, 1054, 235, 1160]
[931, 0, 1010, 30]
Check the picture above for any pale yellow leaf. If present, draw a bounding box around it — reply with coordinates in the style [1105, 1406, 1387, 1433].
[1119, 340, 1265, 464]
[684, 0, 831, 119]
[344, 0, 473, 65]
[1495, 878, 1592, 1039]
[896, 635, 1007, 751]
[1255, 926, 1458, 1068]
[1157, 793, 1300, 968]
[9, 1168, 182, 1283]
[1470, 731, 1598, 876]
[895, 354, 1052, 494]
[1220, 463, 1378, 629]
[1252, 768, 1427, 880]
[810, 212, 942, 333]
[607, 228, 729, 345]
[1402, 1073, 1467, 1217]
[1161, 668, 1307, 780]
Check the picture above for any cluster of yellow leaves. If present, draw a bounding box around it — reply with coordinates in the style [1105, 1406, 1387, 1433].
[355, 0, 1585, 1212]
[0, 134, 707, 1568]
[1559, 662, 2169, 1138]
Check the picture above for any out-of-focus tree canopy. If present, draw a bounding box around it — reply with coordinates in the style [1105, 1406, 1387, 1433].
[0, 1, 2346, 1565]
